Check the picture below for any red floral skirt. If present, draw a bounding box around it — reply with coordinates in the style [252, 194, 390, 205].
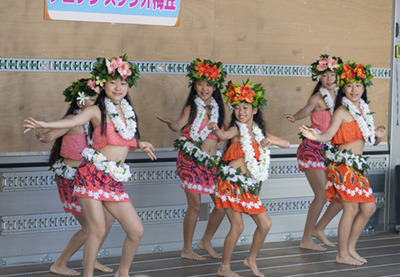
[176, 150, 217, 194]
[57, 177, 84, 216]
[325, 162, 374, 203]
[73, 159, 130, 202]
[297, 138, 326, 171]
[215, 177, 266, 214]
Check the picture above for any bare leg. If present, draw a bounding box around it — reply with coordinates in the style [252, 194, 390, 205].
[347, 202, 376, 264]
[336, 201, 363, 265]
[78, 198, 108, 277]
[103, 201, 143, 277]
[198, 194, 225, 259]
[93, 208, 115, 273]
[181, 191, 205, 260]
[313, 200, 342, 247]
[50, 215, 87, 276]
[243, 212, 271, 277]
[300, 169, 329, 251]
[217, 208, 243, 277]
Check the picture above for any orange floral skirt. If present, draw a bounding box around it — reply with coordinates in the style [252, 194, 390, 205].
[216, 177, 266, 214]
[326, 162, 374, 203]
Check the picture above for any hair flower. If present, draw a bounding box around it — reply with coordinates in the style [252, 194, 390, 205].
[335, 61, 373, 87]
[62, 78, 99, 104]
[222, 79, 267, 111]
[310, 54, 343, 82]
[186, 58, 227, 89]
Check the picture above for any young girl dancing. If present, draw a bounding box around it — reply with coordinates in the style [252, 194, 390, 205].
[156, 58, 228, 260]
[34, 79, 114, 275]
[24, 55, 156, 277]
[209, 80, 290, 277]
[300, 61, 386, 265]
[281, 55, 343, 251]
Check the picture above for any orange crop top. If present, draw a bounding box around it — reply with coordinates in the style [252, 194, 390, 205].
[182, 119, 224, 142]
[331, 121, 364, 145]
[92, 123, 137, 152]
[310, 110, 331, 132]
[222, 142, 260, 162]
[60, 133, 88, 160]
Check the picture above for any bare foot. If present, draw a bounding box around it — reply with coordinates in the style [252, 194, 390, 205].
[300, 239, 327, 252]
[217, 265, 241, 277]
[312, 229, 336, 247]
[50, 263, 81, 276]
[243, 257, 264, 277]
[348, 249, 367, 264]
[94, 260, 113, 272]
[336, 254, 364, 266]
[181, 250, 206, 261]
[198, 240, 222, 259]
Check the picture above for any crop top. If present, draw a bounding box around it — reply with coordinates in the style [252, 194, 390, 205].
[331, 121, 364, 145]
[310, 110, 331, 132]
[181, 119, 224, 142]
[60, 133, 88, 160]
[92, 123, 137, 152]
[222, 142, 260, 163]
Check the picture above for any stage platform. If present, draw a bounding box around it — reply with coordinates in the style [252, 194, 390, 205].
[1, 231, 399, 277]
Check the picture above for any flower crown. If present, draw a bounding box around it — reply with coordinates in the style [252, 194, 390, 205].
[62, 79, 99, 105]
[310, 54, 342, 82]
[90, 54, 140, 88]
[222, 79, 267, 111]
[335, 61, 373, 88]
[186, 58, 227, 89]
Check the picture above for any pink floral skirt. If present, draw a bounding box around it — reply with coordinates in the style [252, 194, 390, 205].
[297, 138, 326, 171]
[57, 177, 84, 216]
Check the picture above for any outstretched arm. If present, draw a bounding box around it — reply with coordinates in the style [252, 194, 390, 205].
[208, 122, 239, 140]
[155, 106, 191, 132]
[374, 125, 386, 146]
[300, 106, 345, 142]
[281, 94, 319, 123]
[23, 106, 96, 134]
[261, 134, 290, 148]
[34, 115, 76, 142]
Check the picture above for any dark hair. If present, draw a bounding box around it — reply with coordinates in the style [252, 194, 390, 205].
[89, 89, 140, 140]
[221, 105, 268, 159]
[48, 101, 80, 165]
[311, 81, 323, 96]
[334, 84, 368, 111]
[181, 84, 225, 131]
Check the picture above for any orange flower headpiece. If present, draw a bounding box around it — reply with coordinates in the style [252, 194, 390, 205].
[186, 58, 227, 89]
[222, 80, 267, 111]
[335, 61, 373, 88]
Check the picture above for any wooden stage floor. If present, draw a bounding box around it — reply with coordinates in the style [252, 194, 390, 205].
[1, 231, 399, 277]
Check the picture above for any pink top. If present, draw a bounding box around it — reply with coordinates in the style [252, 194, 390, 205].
[92, 123, 137, 152]
[181, 119, 224, 142]
[60, 133, 88, 160]
[310, 110, 331, 132]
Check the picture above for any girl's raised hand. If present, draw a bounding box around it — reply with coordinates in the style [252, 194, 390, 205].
[281, 114, 295, 123]
[155, 114, 172, 125]
[23, 117, 47, 134]
[260, 137, 272, 147]
[375, 125, 386, 138]
[34, 129, 44, 141]
[207, 121, 219, 131]
[299, 125, 318, 141]
[138, 141, 157, 161]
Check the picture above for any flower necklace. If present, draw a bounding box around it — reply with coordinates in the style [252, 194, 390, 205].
[190, 96, 219, 142]
[74, 109, 93, 147]
[342, 97, 375, 145]
[236, 121, 271, 182]
[319, 87, 337, 115]
[105, 97, 137, 140]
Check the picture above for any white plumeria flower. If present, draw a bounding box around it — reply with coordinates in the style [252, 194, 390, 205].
[77, 91, 89, 105]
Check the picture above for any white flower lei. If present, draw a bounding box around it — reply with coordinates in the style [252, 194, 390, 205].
[81, 148, 132, 182]
[324, 143, 369, 174]
[342, 97, 376, 145]
[319, 87, 337, 115]
[236, 121, 271, 182]
[190, 96, 219, 142]
[174, 137, 222, 168]
[50, 159, 77, 181]
[105, 97, 137, 141]
[219, 164, 260, 194]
